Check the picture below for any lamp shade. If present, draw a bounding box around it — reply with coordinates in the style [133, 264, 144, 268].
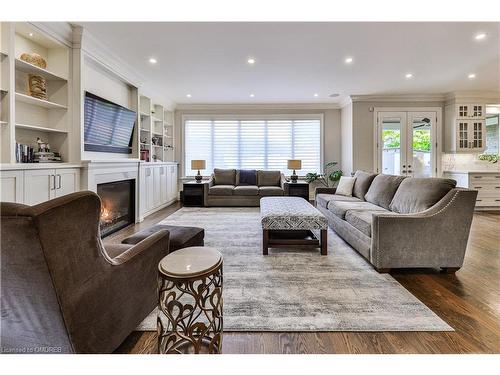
[287, 159, 302, 170]
[191, 160, 206, 170]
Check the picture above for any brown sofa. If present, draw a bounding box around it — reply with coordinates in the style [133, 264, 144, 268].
[204, 168, 286, 206]
[0, 191, 170, 353]
[315, 171, 478, 272]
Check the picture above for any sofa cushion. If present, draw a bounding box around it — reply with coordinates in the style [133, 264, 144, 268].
[236, 169, 257, 186]
[336, 176, 356, 196]
[389, 177, 457, 214]
[122, 224, 205, 252]
[257, 170, 281, 186]
[352, 170, 378, 201]
[208, 185, 234, 196]
[213, 168, 236, 185]
[233, 185, 259, 196]
[345, 210, 397, 237]
[316, 194, 361, 209]
[258, 186, 284, 196]
[328, 200, 387, 219]
[364, 174, 406, 209]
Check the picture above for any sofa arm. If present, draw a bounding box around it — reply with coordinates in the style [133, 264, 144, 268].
[203, 177, 214, 206]
[371, 188, 478, 270]
[280, 173, 287, 190]
[106, 229, 170, 265]
[315, 187, 337, 195]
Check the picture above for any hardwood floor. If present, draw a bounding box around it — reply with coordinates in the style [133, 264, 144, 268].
[110, 206, 500, 354]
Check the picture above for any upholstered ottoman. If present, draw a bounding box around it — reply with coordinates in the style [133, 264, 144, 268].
[122, 225, 204, 252]
[260, 196, 328, 255]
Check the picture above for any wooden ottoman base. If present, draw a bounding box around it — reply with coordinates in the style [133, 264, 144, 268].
[263, 229, 327, 256]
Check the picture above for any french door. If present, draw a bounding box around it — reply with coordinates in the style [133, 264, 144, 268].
[376, 110, 438, 177]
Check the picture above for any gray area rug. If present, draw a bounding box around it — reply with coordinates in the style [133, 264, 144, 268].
[137, 207, 452, 331]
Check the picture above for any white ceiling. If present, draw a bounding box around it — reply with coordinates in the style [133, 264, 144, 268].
[79, 22, 500, 105]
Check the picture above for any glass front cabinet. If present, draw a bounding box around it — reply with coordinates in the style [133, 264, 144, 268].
[445, 103, 486, 153]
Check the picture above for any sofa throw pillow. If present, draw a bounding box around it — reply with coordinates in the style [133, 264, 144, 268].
[238, 169, 257, 185]
[364, 174, 406, 209]
[335, 176, 356, 197]
[213, 168, 236, 185]
[352, 170, 378, 201]
[389, 177, 457, 214]
[257, 170, 281, 186]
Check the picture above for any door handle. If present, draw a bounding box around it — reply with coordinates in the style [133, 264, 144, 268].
[57, 174, 62, 189]
[50, 175, 55, 190]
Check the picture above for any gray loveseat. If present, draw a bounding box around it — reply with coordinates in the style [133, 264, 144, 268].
[204, 168, 286, 206]
[315, 171, 478, 273]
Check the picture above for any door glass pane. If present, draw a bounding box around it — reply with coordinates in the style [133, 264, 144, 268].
[381, 118, 402, 175]
[411, 117, 432, 177]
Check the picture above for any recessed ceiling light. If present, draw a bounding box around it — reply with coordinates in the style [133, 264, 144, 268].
[249, 93, 255, 98]
[186, 94, 192, 98]
[468, 73, 476, 79]
[405, 73, 414, 79]
[314, 93, 319, 97]
[474, 33, 487, 40]
[247, 57, 256, 65]
[28, 32, 34, 37]
[344, 57, 353, 64]
[148, 57, 157, 64]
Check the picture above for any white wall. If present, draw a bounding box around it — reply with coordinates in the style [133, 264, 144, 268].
[340, 103, 353, 175]
[174, 105, 341, 177]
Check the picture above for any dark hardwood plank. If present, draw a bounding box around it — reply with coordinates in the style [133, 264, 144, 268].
[114, 209, 500, 354]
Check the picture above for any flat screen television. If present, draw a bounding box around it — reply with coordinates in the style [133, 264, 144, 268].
[84, 92, 136, 154]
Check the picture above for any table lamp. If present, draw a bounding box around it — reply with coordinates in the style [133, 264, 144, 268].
[287, 159, 302, 183]
[191, 160, 206, 182]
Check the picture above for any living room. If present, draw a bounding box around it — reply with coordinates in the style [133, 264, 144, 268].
[1, 0, 499, 372]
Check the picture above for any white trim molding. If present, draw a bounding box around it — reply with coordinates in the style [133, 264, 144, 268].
[175, 102, 340, 111]
[351, 94, 446, 103]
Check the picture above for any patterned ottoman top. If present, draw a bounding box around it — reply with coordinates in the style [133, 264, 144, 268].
[260, 197, 328, 230]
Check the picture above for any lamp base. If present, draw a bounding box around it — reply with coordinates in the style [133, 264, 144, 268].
[290, 173, 298, 183]
[195, 174, 203, 183]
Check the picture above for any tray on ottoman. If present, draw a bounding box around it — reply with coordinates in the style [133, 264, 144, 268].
[260, 196, 328, 255]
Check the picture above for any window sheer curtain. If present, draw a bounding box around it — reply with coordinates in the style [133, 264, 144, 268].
[184, 117, 321, 176]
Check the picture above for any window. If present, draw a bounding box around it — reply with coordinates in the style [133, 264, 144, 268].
[184, 117, 322, 176]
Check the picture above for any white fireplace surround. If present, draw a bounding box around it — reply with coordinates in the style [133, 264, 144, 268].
[81, 160, 140, 222]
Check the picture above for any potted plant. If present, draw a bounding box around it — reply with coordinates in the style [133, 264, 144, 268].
[305, 161, 343, 192]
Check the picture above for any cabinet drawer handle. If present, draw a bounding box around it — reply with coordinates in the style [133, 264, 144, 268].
[473, 176, 482, 179]
[57, 174, 62, 189]
[50, 175, 55, 190]
[475, 186, 482, 189]
[476, 199, 482, 202]
[496, 199, 500, 202]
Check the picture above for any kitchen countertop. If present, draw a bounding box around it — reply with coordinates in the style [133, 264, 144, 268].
[443, 170, 500, 174]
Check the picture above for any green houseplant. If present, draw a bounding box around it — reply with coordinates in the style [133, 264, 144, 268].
[305, 161, 343, 187]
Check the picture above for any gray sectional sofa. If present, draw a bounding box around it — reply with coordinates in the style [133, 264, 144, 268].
[315, 170, 478, 273]
[204, 169, 286, 206]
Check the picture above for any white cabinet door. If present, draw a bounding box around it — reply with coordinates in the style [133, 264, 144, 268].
[160, 166, 168, 204]
[55, 169, 80, 198]
[153, 166, 161, 207]
[144, 166, 154, 212]
[0, 170, 24, 203]
[24, 169, 55, 205]
[168, 165, 178, 202]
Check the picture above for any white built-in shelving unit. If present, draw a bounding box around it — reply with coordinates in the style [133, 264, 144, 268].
[0, 22, 72, 164]
[139, 95, 175, 163]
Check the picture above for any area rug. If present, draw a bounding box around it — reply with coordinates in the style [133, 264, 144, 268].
[137, 207, 452, 332]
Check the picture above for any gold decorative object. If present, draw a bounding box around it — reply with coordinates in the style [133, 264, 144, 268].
[28, 74, 47, 100]
[20, 52, 47, 69]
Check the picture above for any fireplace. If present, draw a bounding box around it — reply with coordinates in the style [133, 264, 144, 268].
[97, 179, 135, 238]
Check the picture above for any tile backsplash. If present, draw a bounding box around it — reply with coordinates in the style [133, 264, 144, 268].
[442, 153, 500, 171]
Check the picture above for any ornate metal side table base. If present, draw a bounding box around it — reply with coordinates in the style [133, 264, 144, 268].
[157, 247, 223, 354]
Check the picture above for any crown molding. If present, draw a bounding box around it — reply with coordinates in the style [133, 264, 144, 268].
[350, 94, 446, 103]
[175, 102, 341, 111]
[339, 96, 352, 108]
[444, 90, 500, 104]
[30, 22, 73, 47]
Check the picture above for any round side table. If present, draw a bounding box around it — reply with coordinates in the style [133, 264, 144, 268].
[157, 246, 223, 354]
